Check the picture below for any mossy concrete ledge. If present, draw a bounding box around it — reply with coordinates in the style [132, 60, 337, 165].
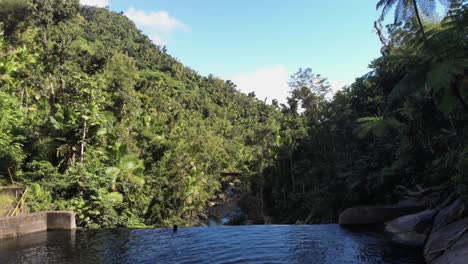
[0, 211, 76, 239]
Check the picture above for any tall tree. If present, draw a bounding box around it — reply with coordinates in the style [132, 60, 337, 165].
[376, 0, 453, 35]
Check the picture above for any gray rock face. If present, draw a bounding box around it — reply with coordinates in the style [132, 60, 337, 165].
[432, 198, 466, 233]
[389, 232, 427, 248]
[384, 209, 436, 248]
[424, 217, 468, 264]
[385, 209, 437, 235]
[338, 201, 425, 225]
[391, 199, 426, 208]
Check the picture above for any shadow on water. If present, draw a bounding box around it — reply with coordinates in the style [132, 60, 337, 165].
[0, 225, 425, 264]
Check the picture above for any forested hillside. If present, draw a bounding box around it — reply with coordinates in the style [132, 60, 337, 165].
[0, 0, 466, 227]
[0, 0, 283, 227]
[254, 0, 468, 224]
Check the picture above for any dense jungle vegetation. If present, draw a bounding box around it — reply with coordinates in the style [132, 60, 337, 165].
[0, 0, 467, 227]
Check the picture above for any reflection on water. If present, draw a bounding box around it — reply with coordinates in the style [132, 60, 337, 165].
[0, 225, 424, 264]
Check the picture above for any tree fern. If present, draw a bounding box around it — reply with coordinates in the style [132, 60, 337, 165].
[355, 116, 401, 138]
[377, 0, 454, 35]
[386, 2, 468, 113]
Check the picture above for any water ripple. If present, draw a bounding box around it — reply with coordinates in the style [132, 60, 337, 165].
[0, 225, 425, 264]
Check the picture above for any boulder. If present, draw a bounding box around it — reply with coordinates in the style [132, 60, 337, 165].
[339, 201, 425, 225]
[421, 190, 446, 208]
[389, 232, 427, 248]
[432, 198, 466, 233]
[218, 193, 226, 200]
[385, 209, 437, 235]
[391, 199, 425, 208]
[424, 217, 468, 264]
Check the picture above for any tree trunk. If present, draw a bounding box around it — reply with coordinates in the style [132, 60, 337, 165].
[259, 187, 267, 224]
[448, 114, 462, 147]
[25, 87, 29, 117]
[80, 120, 87, 163]
[412, 0, 426, 36]
[48, 72, 55, 105]
[289, 149, 295, 190]
[7, 168, 15, 184]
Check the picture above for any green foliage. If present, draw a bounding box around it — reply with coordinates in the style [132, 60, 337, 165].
[1, 0, 466, 227]
[356, 116, 401, 138]
[0, 1, 285, 227]
[0, 90, 25, 178]
[27, 183, 53, 212]
[257, 2, 468, 223]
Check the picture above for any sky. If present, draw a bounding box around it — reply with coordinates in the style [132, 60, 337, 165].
[79, 0, 384, 104]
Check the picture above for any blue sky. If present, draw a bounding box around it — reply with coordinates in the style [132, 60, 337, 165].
[80, 0, 384, 103]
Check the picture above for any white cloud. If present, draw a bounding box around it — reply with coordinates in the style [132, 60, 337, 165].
[229, 67, 354, 104]
[124, 7, 188, 32]
[229, 65, 290, 105]
[79, 0, 109, 7]
[149, 34, 165, 46]
[329, 80, 351, 93]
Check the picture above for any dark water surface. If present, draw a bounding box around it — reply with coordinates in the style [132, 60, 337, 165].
[0, 225, 424, 264]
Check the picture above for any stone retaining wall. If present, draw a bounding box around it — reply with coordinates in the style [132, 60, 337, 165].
[0, 211, 75, 239]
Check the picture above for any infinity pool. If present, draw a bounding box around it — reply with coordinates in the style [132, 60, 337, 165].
[0, 225, 424, 263]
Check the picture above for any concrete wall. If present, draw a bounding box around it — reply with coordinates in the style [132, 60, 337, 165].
[0, 211, 76, 239]
[47, 211, 76, 230]
[0, 187, 26, 197]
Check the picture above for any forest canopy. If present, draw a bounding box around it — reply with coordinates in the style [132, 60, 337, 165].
[0, 0, 467, 226]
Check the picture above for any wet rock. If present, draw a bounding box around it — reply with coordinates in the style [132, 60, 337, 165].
[432, 198, 466, 233]
[339, 202, 425, 225]
[385, 209, 437, 235]
[389, 232, 427, 248]
[424, 217, 468, 264]
[243, 220, 254, 225]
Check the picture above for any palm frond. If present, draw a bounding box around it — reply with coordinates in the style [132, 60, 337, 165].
[387, 70, 426, 110]
[355, 116, 401, 138]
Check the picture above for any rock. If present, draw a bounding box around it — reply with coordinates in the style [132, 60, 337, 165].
[391, 199, 426, 208]
[339, 201, 425, 225]
[208, 202, 216, 207]
[389, 232, 427, 248]
[421, 190, 446, 208]
[424, 217, 468, 264]
[385, 209, 437, 235]
[198, 211, 208, 220]
[384, 209, 436, 248]
[430, 232, 468, 264]
[432, 198, 466, 233]
[225, 184, 238, 196]
[243, 220, 254, 225]
[217, 193, 226, 200]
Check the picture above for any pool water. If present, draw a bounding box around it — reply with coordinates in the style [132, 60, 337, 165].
[0, 225, 425, 264]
